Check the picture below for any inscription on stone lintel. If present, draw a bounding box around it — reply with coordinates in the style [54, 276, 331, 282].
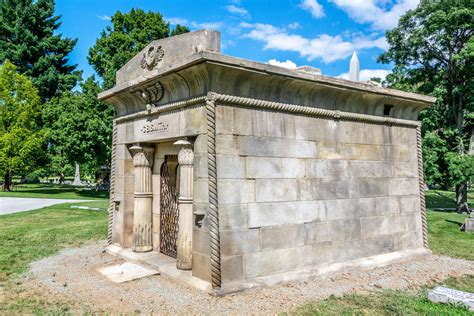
[140, 121, 169, 134]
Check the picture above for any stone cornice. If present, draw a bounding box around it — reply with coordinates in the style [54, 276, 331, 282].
[100, 51, 435, 120]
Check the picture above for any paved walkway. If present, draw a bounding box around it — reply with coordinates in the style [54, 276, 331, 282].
[0, 197, 90, 216]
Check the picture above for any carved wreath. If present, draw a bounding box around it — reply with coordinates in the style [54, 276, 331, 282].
[140, 45, 165, 70]
[134, 81, 164, 104]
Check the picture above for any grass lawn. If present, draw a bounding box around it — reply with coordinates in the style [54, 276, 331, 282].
[0, 198, 108, 314]
[0, 183, 108, 200]
[0, 187, 472, 314]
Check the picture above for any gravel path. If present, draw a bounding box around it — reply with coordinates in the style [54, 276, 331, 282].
[22, 241, 474, 314]
[0, 197, 90, 215]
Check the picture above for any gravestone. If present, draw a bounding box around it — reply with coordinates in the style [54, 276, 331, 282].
[428, 286, 474, 311]
[72, 163, 81, 186]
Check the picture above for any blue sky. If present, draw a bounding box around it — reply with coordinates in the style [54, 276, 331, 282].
[55, 0, 419, 83]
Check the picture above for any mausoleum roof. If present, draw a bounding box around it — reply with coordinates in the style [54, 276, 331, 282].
[99, 30, 435, 120]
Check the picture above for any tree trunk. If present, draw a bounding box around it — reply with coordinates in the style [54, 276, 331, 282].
[59, 173, 65, 184]
[3, 171, 12, 191]
[456, 183, 469, 213]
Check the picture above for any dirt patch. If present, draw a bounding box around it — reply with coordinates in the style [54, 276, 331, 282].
[20, 241, 474, 314]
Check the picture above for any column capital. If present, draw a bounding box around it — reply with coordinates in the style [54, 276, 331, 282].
[130, 144, 155, 168]
[174, 140, 194, 166]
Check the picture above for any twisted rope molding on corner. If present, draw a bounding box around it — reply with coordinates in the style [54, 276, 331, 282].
[107, 120, 118, 246]
[416, 126, 428, 248]
[214, 94, 420, 128]
[205, 92, 221, 289]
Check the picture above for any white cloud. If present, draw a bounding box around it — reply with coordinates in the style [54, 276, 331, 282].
[268, 59, 298, 69]
[97, 15, 111, 21]
[242, 23, 387, 63]
[300, 0, 325, 18]
[329, 0, 419, 30]
[166, 17, 223, 30]
[225, 5, 250, 18]
[288, 22, 301, 29]
[167, 17, 188, 25]
[338, 69, 391, 81]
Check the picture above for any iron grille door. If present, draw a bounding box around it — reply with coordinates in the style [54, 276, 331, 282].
[159, 157, 179, 258]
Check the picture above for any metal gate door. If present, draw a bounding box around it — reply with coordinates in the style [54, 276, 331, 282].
[160, 156, 179, 258]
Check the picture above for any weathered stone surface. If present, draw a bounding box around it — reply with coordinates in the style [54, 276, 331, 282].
[220, 229, 260, 256]
[393, 230, 423, 250]
[349, 161, 392, 178]
[392, 161, 418, 178]
[192, 252, 211, 282]
[246, 157, 305, 178]
[328, 219, 361, 241]
[216, 134, 239, 155]
[248, 201, 326, 228]
[239, 136, 317, 158]
[261, 224, 306, 250]
[193, 179, 209, 204]
[221, 255, 244, 282]
[294, 116, 337, 142]
[218, 179, 255, 204]
[388, 178, 419, 196]
[332, 236, 394, 262]
[325, 199, 359, 220]
[193, 228, 210, 255]
[219, 204, 249, 230]
[244, 247, 303, 278]
[357, 197, 400, 217]
[116, 29, 220, 85]
[305, 160, 349, 178]
[399, 195, 420, 213]
[305, 221, 331, 244]
[428, 286, 474, 312]
[303, 242, 334, 266]
[357, 178, 388, 197]
[216, 106, 253, 135]
[216, 155, 246, 179]
[251, 109, 296, 139]
[298, 179, 354, 200]
[255, 179, 298, 202]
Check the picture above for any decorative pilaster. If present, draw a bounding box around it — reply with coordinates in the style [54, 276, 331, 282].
[174, 140, 194, 270]
[416, 125, 428, 248]
[206, 92, 221, 289]
[130, 144, 155, 252]
[107, 120, 118, 245]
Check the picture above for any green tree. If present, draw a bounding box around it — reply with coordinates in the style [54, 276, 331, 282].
[0, 0, 81, 101]
[0, 60, 47, 190]
[379, 0, 473, 213]
[88, 8, 189, 89]
[43, 76, 114, 179]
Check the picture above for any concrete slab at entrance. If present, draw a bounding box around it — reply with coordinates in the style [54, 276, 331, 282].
[0, 197, 91, 216]
[107, 244, 212, 292]
[97, 262, 159, 283]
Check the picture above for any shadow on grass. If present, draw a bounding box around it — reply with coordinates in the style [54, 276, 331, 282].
[1, 184, 108, 199]
[445, 219, 463, 227]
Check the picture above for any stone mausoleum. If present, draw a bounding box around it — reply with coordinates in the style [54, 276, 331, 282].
[99, 30, 436, 294]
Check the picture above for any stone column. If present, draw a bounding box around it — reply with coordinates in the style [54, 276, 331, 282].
[174, 140, 194, 270]
[130, 144, 155, 252]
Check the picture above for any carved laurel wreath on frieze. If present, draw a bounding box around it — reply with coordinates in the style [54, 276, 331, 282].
[140, 45, 165, 70]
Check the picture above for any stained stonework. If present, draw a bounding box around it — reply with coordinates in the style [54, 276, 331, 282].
[99, 29, 436, 294]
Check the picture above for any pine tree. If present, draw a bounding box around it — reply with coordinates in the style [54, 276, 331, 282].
[0, 0, 81, 101]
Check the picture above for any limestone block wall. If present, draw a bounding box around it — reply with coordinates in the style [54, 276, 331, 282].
[215, 104, 424, 284]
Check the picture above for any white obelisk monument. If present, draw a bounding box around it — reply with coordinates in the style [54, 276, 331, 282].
[349, 52, 360, 81]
